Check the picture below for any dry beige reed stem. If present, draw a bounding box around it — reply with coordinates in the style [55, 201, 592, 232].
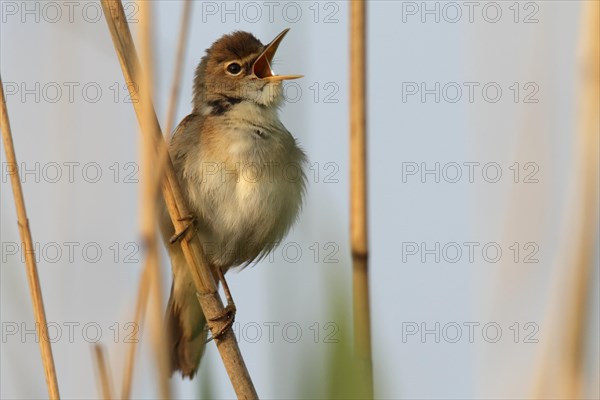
[164, 0, 192, 138]
[533, 3, 599, 398]
[137, 1, 171, 398]
[149, 0, 192, 214]
[349, 1, 373, 398]
[100, 1, 258, 398]
[0, 77, 61, 399]
[93, 344, 115, 399]
[121, 4, 192, 397]
[120, 266, 150, 399]
[558, 2, 600, 397]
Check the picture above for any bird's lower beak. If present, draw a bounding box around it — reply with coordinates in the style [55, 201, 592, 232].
[253, 28, 303, 82]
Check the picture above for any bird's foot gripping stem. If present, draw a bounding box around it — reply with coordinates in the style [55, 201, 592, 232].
[206, 268, 236, 342]
[169, 214, 196, 244]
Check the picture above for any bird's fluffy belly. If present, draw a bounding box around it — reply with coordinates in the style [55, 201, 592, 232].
[184, 128, 305, 268]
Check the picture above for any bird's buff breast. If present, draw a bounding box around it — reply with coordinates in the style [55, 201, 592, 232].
[182, 119, 305, 268]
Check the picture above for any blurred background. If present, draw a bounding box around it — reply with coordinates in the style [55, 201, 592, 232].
[1, 1, 598, 399]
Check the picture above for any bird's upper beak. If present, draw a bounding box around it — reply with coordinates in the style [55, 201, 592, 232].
[253, 28, 303, 82]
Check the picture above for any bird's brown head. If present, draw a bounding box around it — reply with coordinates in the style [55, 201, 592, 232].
[192, 29, 302, 113]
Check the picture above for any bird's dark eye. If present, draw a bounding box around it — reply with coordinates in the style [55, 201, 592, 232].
[226, 62, 242, 75]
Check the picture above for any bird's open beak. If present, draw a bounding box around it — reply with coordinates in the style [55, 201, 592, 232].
[253, 28, 303, 82]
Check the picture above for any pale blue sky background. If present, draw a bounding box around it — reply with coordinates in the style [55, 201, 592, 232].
[1, 1, 598, 399]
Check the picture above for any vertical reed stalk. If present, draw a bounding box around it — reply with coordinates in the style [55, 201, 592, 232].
[93, 344, 114, 399]
[120, 267, 150, 399]
[137, 2, 171, 398]
[100, 1, 258, 398]
[561, 2, 600, 397]
[533, 3, 599, 398]
[121, 3, 192, 398]
[164, 0, 192, 138]
[0, 77, 60, 399]
[349, 1, 373, 398]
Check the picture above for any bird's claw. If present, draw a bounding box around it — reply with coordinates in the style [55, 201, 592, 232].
[206, 303, 236, 342]
[169, 214, 196, 244]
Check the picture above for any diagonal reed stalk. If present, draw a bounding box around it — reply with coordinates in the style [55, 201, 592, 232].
[93, 344, 115, 399]
[0, 77, 61, 399]
[349, 1, 373, 398]
[100, 1, 258, 398]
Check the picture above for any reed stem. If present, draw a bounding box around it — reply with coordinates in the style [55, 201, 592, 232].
[349, 1, 373, 398]
[93, 344, 114, 400]
[0, 77, 61, 400]
[137, 1, 171, 398]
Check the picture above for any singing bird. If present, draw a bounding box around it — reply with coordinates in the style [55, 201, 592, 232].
[161, 29, 307, 378]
